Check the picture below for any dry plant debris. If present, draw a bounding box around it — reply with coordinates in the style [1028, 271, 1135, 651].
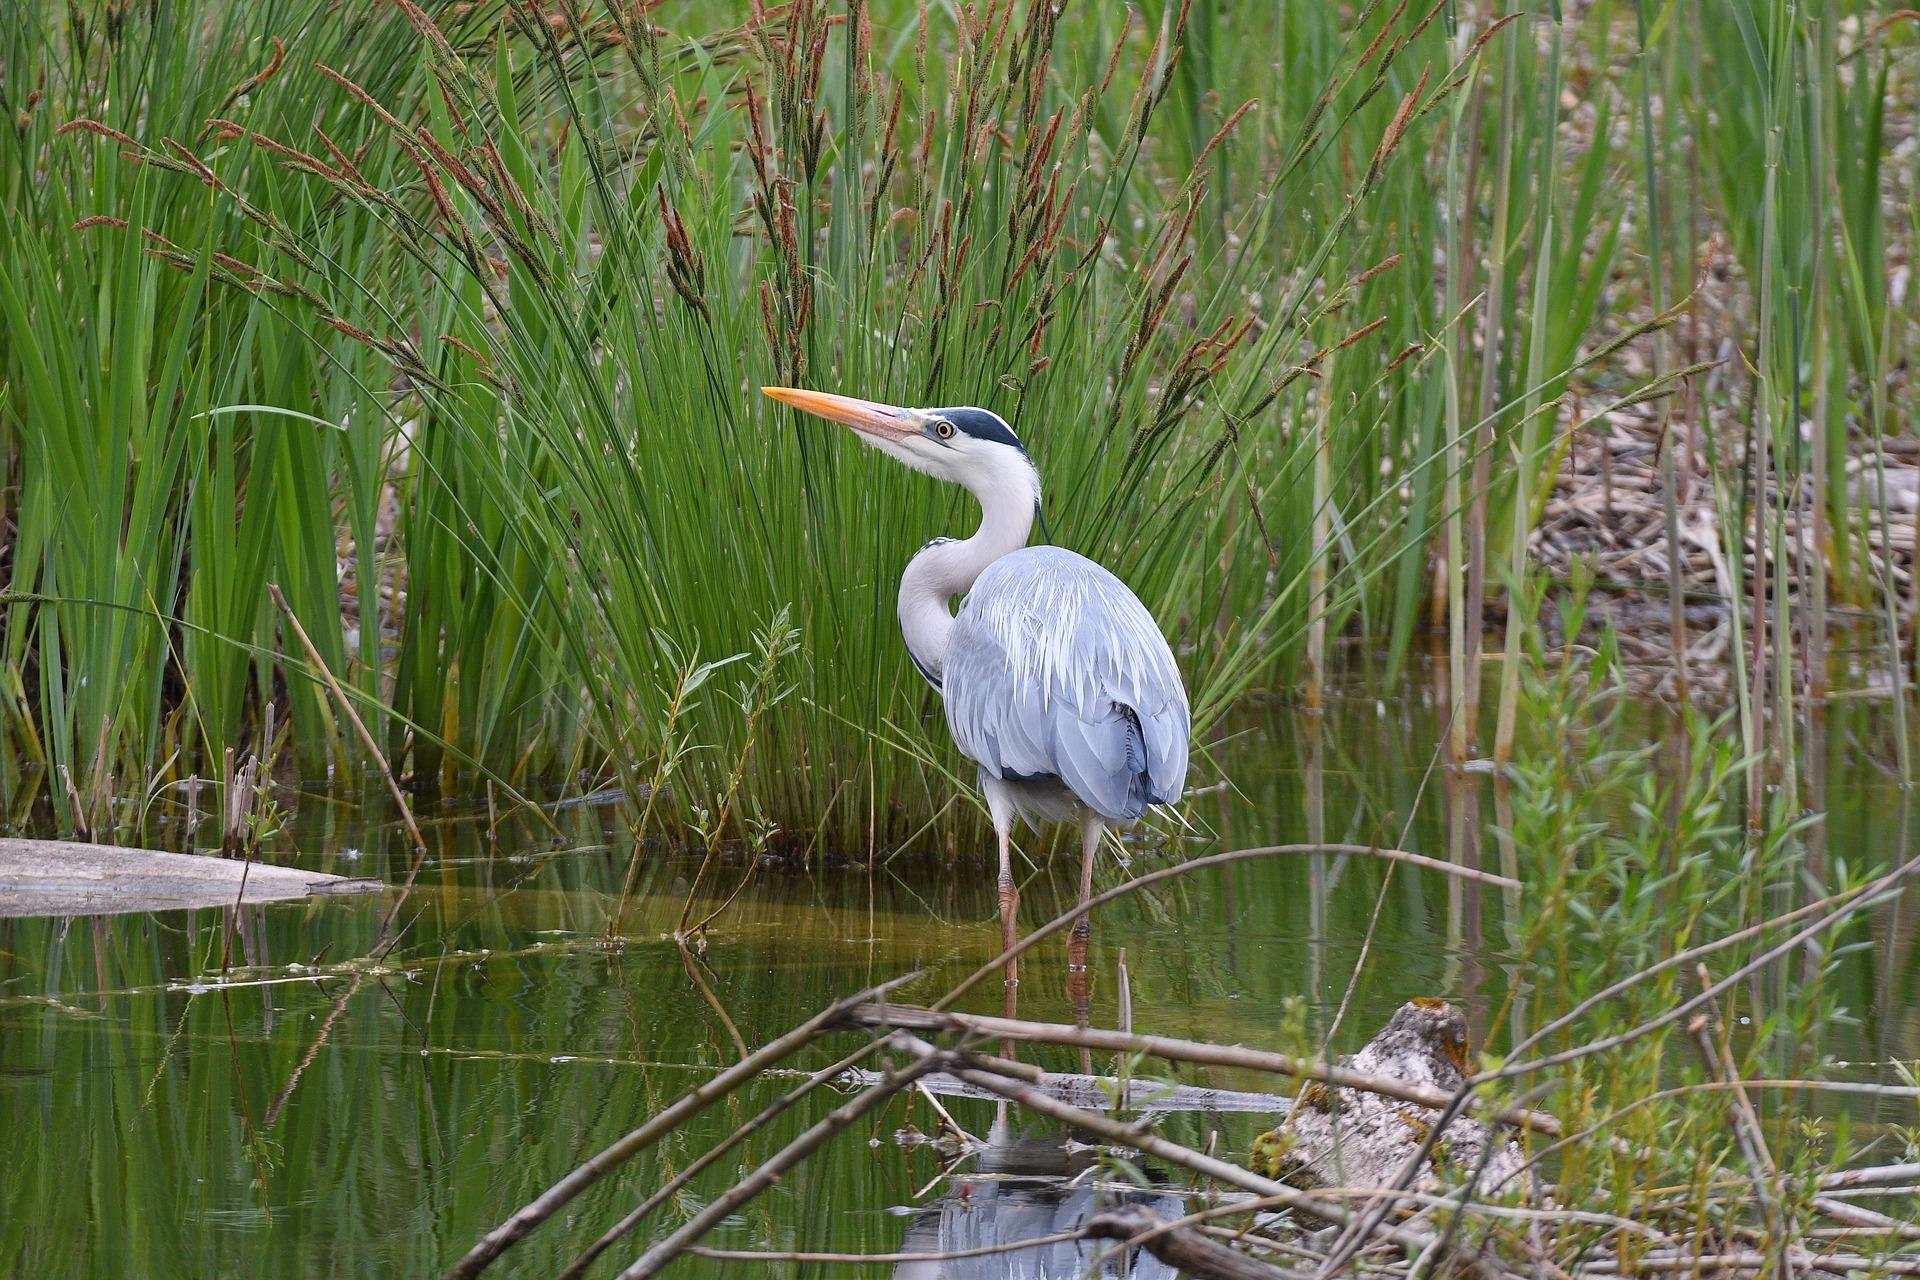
[1250, 998, 1527, 1199]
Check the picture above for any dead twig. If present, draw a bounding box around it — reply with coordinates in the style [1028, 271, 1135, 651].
[1685, 978, 1792, 1268]
[1815, 1163, 1920, 1191]
[677, 940, 748, 1059]
[1572, 1251, 1920, 1276]
[1084, 1203, 1309, 1280]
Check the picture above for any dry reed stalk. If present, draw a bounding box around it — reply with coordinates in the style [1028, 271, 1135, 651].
[1466, 17, 1512, 752]
[1306, 347, 1334, 711]
[1685, 1001, 1790, 1262]
[1443, 65, 1475, 765]
[267, 584, 426, 936]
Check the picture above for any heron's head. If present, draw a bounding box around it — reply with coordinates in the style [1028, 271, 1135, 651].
[762, 387, 1040, 508]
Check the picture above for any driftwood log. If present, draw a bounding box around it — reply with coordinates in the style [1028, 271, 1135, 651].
[0, 838, 382, 917]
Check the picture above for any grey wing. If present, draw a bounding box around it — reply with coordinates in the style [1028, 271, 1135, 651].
[943, 547, 1189, 822]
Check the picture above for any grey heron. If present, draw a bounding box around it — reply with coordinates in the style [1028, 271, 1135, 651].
[762, 387, 1190, 1004]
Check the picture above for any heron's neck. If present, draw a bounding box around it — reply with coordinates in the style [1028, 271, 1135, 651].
[899, 462, 1038, 688]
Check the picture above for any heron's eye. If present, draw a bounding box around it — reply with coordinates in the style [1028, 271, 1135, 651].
[934, 420, 955, 440]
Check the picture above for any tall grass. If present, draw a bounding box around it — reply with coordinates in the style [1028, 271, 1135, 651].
[1689, 0, 1917, 807]
[1, 1, 1914, 852]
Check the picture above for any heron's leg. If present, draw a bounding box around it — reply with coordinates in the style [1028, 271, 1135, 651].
[1067, 818, 1100, 1072]
[1068, 817, 1101, 966]
[995, 821, 1019, 1048]
[996, 822, 1019, 984]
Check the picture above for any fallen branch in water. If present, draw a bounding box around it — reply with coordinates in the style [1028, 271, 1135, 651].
[614, 1042, 950, 1280]
[884, 1030, 1516, 1280]
[840, 1061, 1297, 1113]
[1815, 1162, 1920, 1191]
[684, 1233, 1088, 1264]
[552, 1036, 896, 1280]
[839, 1001, 1578, 1141]
[1084, 1203, 1308, 1280]
[458, 833, 1919, 1280]
[480, 976, 1917, 1280]
[442, 974, 919, 1280]
[686, 1208, 1310, 1280]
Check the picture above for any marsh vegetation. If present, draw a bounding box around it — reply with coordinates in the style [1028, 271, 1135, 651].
[1, 0, 1918, 1276]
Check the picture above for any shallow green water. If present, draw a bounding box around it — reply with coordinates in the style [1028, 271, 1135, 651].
[3, 683, 1916, 1278]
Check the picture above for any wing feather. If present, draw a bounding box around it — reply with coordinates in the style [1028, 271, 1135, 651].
[942, 546, 1189, 821]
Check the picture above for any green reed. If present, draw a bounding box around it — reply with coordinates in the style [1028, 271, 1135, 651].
[1, 1, 1914, 851]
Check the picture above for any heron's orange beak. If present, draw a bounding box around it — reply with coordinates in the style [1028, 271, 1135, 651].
[762, 386, 918, 442]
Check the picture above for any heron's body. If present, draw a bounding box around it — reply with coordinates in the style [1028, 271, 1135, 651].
[761, 386, 1190, 1009]
[943, 546, 1188, 827]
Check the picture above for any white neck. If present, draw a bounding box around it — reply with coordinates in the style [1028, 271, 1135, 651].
[899, 452, 1039, 688]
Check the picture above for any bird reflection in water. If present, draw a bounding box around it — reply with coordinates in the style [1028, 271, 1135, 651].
[893, 1114, 1181, 1280]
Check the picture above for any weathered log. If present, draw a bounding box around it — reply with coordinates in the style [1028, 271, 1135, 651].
[0, 838, 382, 917]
